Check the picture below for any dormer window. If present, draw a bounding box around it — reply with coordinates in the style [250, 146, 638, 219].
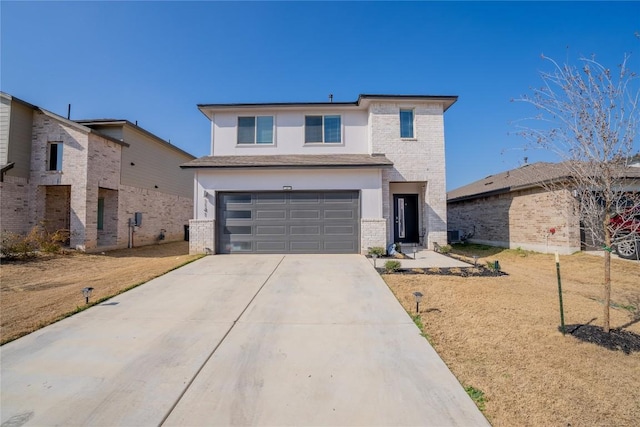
[237, 116, 274, 144]
[305, 115, 341, 143]
[400, 109, 414, 138]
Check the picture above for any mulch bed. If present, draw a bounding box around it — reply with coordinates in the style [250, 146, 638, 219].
[375, 266, 508, 277]
[565, 324, 640, 354]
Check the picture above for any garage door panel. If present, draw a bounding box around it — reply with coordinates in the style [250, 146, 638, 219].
[221, 194, 252, 204]
[323, 193, 356, 203]
[256, 193, 286, 204]
[291, 210, 321, 219]
[256, 225, 286, 236]
[290, 193, 321, 204]
[324, 241, 356, 251]
[290, 225, 321, 235]
[290, 241, 321, 251]
[225, 210, 252, 219]
[324, 225, 356, 235]
[256, 210, 286, 220]
[256, 241, 287, 252]
[223, 225, 252, 235]
[324, 209, 354, 219]
[217, 191, 359, 254]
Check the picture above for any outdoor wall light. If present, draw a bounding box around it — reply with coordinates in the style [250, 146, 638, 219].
[82, 287, 94, 304]
[413, 291, 423, 314]
[282, 186, 292, 191]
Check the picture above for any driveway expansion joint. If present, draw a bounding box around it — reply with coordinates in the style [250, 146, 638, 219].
[158, 255, 285, 426]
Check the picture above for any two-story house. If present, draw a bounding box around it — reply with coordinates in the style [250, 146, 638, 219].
[0, 92, 195, 251]
[182, 94, 457, 255]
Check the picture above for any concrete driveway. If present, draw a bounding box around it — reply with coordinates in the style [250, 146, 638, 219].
[1, 255, 489, 427]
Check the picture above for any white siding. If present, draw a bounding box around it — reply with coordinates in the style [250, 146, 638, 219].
[120, 126, 194, 198]
[0, 94, 11, 165]
[193, 168, 382, 220]
[4, 99, 34, 178]
[212, 110, 369, 156]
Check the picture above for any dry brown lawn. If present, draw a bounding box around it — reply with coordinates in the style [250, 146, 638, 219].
[0, 242, 202, 345]
[384, 248, 640, 427]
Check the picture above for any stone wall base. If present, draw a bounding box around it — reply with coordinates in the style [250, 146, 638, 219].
[189, 219, 215, 255]
[361, 218, 387, 254]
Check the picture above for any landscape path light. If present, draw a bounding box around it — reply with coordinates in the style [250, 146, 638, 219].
[412, 291, 423, 314]
[472, 255, 479, 266]
[82, 287, 94, 305]
[372, 253, 378, 268]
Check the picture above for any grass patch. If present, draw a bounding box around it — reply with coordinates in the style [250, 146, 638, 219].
[464, 385, 486, 412]
[1, 242, 203, 345]
[383, 251, 640, 426]
[2, 253, 204, 346]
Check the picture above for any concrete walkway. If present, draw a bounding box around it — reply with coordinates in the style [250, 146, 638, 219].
[369, 248, 472, 269]
[1, 255, 489, 427]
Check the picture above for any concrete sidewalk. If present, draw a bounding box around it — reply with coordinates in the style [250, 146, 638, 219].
[1, 254, 488, 426]
[369, 248, 472, 269]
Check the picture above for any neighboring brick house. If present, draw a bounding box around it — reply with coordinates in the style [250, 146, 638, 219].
[447, 162, 640, 254]
[182, 94, 457, 254]
[0, 92, 195, 251]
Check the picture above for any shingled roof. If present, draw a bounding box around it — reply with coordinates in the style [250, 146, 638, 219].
[447, 162, 640, 202]
[181, 154, 394, 169]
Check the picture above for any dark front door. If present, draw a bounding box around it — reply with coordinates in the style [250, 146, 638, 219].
[393, 194, 419, 244]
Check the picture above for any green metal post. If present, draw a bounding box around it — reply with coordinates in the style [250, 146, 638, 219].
[555, 252, 566, 335]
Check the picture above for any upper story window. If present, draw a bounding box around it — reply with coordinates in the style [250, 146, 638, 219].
[237, 116, 274, 144]
[305, 115, 341, 143]
[400, 109, 414, 139]
[48, 142, 63, 171]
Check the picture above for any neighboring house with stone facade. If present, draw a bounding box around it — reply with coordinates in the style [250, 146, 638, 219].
[447, 162, 640, 255]
[182, 94, 457, 255]
[0, 92, 195, 252]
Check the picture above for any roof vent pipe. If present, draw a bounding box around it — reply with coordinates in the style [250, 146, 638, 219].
[329, 94, 333, 103]
[67, 104, 71, 119]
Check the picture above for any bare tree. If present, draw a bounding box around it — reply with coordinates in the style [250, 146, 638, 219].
[516, 54, 640, 333]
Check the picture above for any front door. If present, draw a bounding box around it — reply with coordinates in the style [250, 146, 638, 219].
[393, 194, 419, 244]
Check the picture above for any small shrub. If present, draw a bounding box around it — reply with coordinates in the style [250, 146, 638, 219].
[395, 242, 402, 253]
[34, 227, 69, 253]
[384, 260, 402, 273]
[0, 231, 37, 259]
[368, 246, 386, 257]
[0, 225, 69, 259]
[439, 244, 452, 254]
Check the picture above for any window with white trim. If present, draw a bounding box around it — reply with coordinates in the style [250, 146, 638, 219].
[48, 142, 63, 171]
[400, 109, 414, 138]
[237, 116, 274, 144]
[305, 115, 341, 143]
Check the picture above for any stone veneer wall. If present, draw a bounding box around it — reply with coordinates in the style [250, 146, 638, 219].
[189, 219, 215, 254]
[361, 218, 387, 253]
[25, 111, 194, 252]
[0, 175, 30, 235]
[115, 185, 193, 250]
[369, 102, 448, 248]
[44, 186, 71, 232]
[447, 187, 581, 254]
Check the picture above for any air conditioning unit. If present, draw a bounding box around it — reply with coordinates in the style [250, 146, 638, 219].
[447, 230, 462, 243]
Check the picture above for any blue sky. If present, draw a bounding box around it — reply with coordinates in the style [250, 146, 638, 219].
[2, 1, 638, 190]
